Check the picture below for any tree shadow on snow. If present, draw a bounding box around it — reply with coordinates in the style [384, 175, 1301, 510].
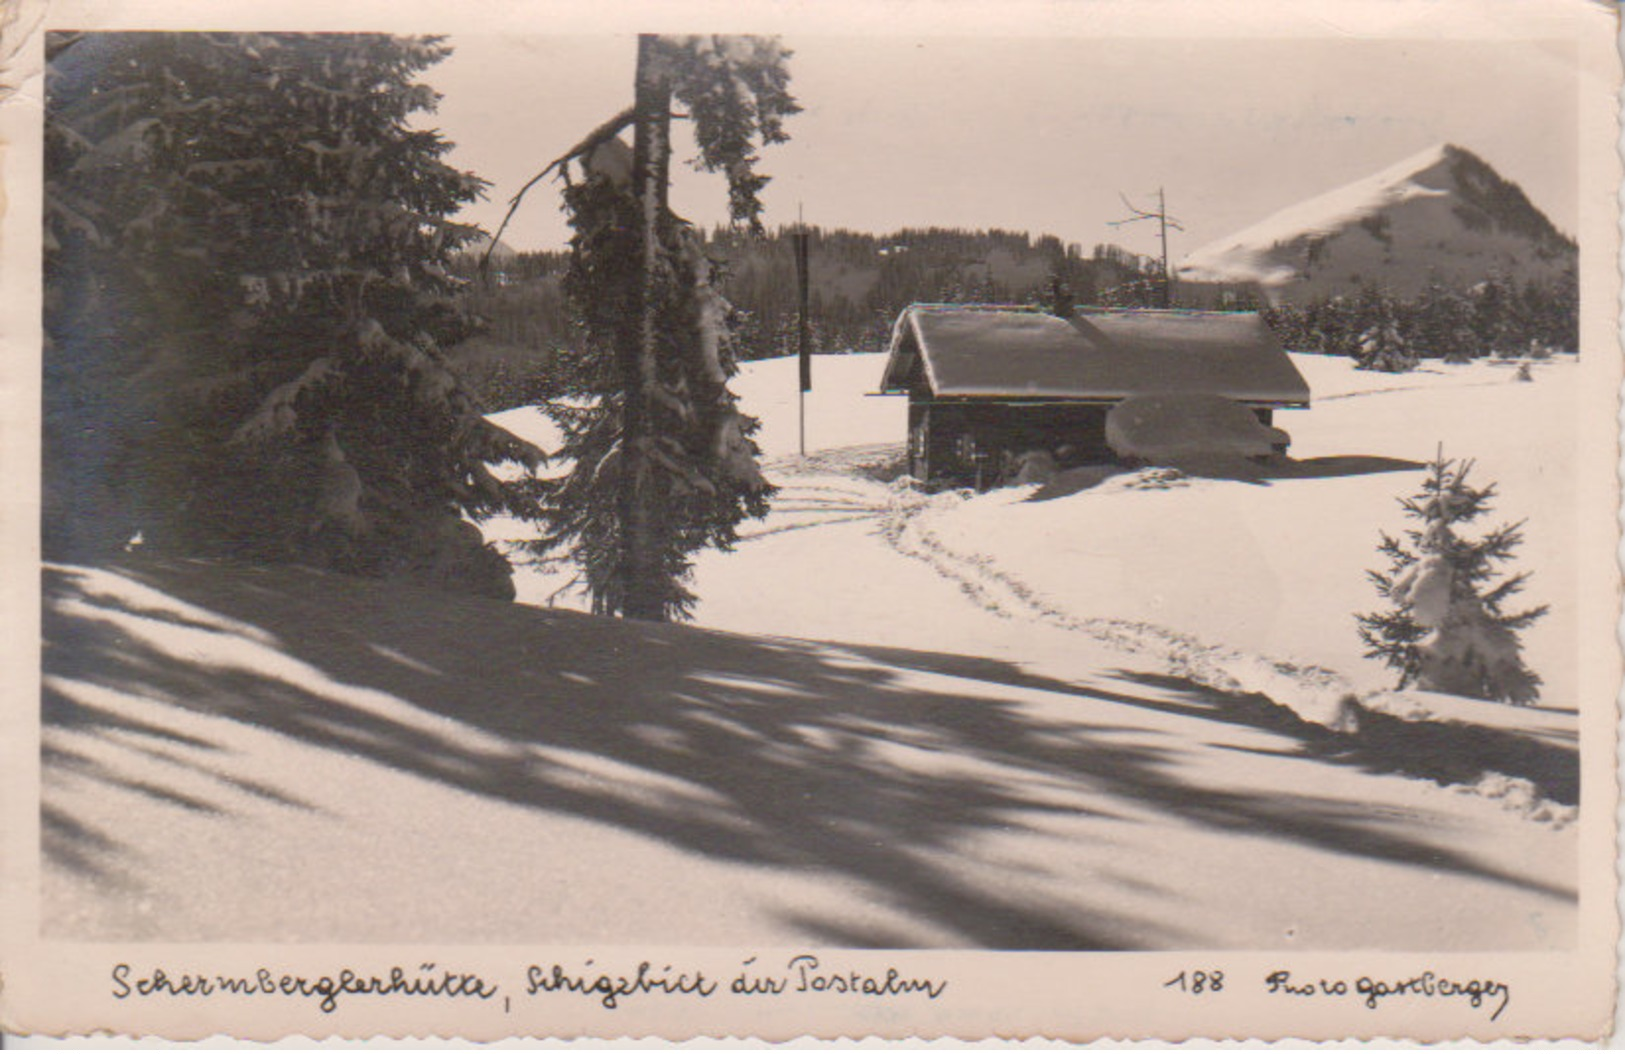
[834, 645, 1574, 901]
[1107, 671, 1578, 808]
[1027, 454, 1425, 500]
[42, 558, 1572, 948]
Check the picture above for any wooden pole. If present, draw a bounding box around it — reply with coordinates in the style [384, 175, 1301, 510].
[796, 205, 811, 456]
[1109, 189, 1182, 310]
[1157, 187, 1170, 309]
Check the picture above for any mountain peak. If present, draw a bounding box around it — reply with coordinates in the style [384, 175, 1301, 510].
[1178, 144, 1573, 302]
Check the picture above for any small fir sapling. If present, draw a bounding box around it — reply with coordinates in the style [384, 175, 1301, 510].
[1356, 448, 1548, 704]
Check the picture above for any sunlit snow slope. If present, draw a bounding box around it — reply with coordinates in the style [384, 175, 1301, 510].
[1177, 144, 1575, 302]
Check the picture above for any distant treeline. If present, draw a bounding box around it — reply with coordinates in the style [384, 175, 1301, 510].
[450, 225, 1179, 406]
[448, 227, 1579, 406]
[704, 225, 1169, 360]
[1259, 272, 1578, 365]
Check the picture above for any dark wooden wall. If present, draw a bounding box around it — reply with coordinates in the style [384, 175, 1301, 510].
[908, 398, 1114, 488]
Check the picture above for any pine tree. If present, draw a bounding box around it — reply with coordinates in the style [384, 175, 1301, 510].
[1356, 449, 1548, 704]
[1414, 278, 1475, 363]
[1517, 276, 1574, 358]
[1260, 303, 1310, 351]
[1470, 272, 1519, 359]
[1310, 294, 1360, 357]
[45, 32, 541, 597]
[1546, 267, 1580, 355]
[518, 35, 797, 621]
[1352, 287, 1417, 372]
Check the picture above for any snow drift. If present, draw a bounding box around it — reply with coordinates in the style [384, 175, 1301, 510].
[1105, 392, 1291, 463]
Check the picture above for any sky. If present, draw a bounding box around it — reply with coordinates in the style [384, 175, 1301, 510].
[424, 31, 1581, 259]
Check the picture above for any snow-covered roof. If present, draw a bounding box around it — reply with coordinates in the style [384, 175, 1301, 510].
[879, 304, 1311, 406]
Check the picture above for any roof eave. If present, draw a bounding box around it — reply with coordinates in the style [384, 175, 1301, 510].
[908, 307, 944, 394]
[929, 387, 1313, 404]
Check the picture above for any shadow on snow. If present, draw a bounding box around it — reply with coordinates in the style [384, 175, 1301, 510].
[1028, 454, 1426, 501]
[42, 557, 1572, 948]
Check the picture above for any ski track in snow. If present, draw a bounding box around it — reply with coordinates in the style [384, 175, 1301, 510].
[877, 478, 1355, 714]
[754, 447, 1572, 827]
[757, 456, 1340, 687]
[1313, 376, 1512, 403]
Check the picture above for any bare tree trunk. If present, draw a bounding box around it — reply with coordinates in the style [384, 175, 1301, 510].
[620, 34, 673, 620]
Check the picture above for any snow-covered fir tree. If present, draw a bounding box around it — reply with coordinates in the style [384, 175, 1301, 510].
[1413, 279, 1477, 363]
[1519, 271, 1578, 357]
[1308, 295, 1360, 357]
[1258, 304, 1311, 352]
[525, 35, 797, 621]
[1352, 287, 1417, 372]
[1261, 269, 1573, 366]
[1356, 449, 1548, 704]
[45, 32, 541, 597]
[1470, 272, 1521, 359]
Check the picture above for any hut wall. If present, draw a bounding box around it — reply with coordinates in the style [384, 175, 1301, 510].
[907, 401, 931, 480]
[910, 398, 1116, 488]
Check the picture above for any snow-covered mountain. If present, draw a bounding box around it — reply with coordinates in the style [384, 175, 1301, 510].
[1177, 144, 1575, 303]
[460, 231, 519, 262]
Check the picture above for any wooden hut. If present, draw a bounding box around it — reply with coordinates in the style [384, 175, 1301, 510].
[877, 304, 1312, 487]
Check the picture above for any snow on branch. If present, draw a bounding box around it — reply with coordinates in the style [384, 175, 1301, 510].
[230, 357, 339, 446]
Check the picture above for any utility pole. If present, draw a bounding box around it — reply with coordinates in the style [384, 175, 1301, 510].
[1109, 187, 1184, 308]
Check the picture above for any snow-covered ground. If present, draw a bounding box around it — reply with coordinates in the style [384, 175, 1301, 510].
[40, 348, 1584, 949]
[914, 353, 1577, 706]
[44, 557, 1576, 948]
[490, 350, 1578, 718]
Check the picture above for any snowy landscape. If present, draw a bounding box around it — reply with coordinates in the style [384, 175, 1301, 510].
[35, 27, 1600, 969]
[492, 351, 1579, 709]
[44, 347, 1581, 949]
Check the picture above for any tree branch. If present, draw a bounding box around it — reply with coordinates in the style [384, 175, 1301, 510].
[1108, 192, 1155, 226]
[480, 106, 637, 276]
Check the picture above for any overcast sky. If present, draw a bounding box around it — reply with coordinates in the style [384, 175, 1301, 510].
[426, 32, 1580, 258]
